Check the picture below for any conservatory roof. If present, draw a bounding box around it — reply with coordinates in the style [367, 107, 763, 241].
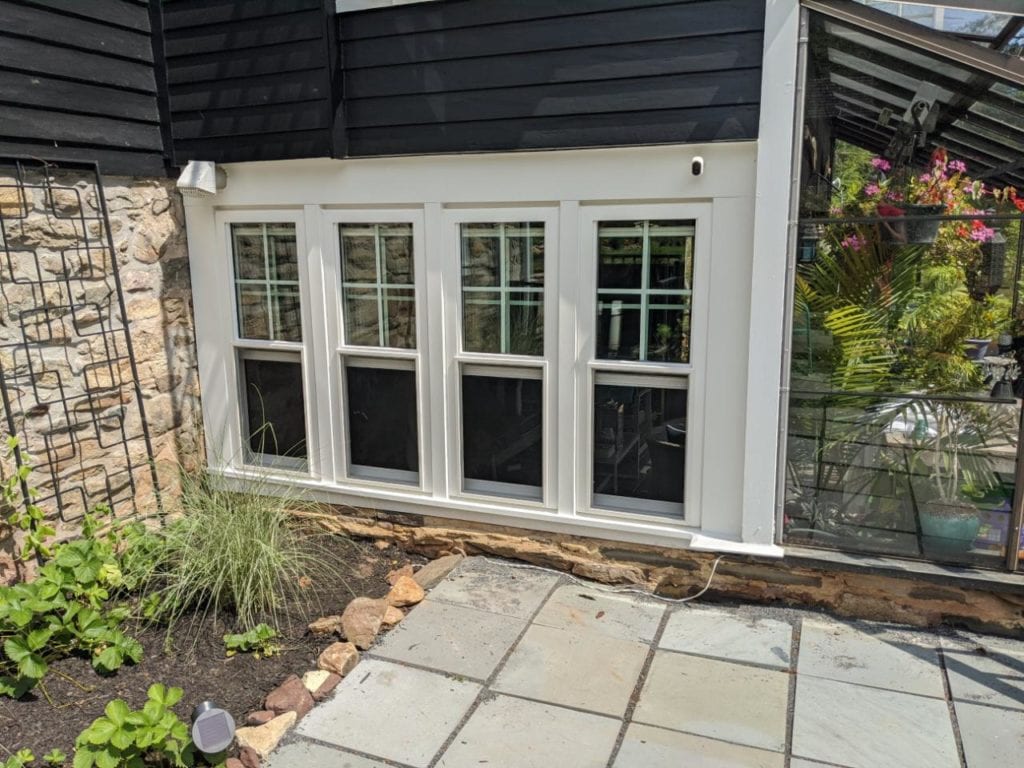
[805, 0, 1024, 188]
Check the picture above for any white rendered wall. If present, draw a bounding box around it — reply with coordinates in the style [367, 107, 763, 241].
[184, 142, 783, 556]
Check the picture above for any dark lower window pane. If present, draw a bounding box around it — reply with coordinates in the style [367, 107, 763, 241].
[463, 374, 542, 492]
[243, 357, 307, 462]
[346, 366, 418, 477]
[593, 382, 686, 510]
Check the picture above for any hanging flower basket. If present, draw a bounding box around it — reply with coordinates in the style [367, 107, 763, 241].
[899, 203, 945, 244]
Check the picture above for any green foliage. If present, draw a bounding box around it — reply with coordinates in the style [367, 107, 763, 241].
[72, 684, 195, 768]
[223, 623, 279, 658]
[42, 750, 66, 767]
[124, 471, 340, 637]
[1, 750, 35, 768]
[2, 437, 57, 562]
[0, 506, 141, 698]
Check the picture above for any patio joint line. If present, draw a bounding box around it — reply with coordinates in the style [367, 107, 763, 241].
[783, 617, 801, 768]
[285, 734, 420, 768]
[423, 570, 568, 768]
[937, 643, 969, 768]
[657, 645, 796, 673]
[603, 599, 673, 768]
[360, 652, 491, 685]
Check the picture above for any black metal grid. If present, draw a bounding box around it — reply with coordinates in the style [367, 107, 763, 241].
[0, 156, 160, 523]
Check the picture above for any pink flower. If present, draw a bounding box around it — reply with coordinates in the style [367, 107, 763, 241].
[919, 173, 932, 183]
[949, 159, 967, 173]
[871, 157, 892, 172]
[841, 234, 865, 251]
[885, 191, 905, 202]
[864, 183, 880, 197]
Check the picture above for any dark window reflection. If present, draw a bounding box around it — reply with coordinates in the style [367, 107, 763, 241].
[242, 357, 307, 462]
[463, 374, 542, 492]
[346, 365, 418, 477]
[593, 383, 686, 508]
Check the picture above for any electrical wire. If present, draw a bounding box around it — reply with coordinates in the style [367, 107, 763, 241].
[477, 554, 724, 604]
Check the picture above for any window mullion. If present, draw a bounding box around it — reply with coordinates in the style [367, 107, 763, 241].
[639, 220, 651, 361]
[375, 226, 387, 347]
[263, 224, 276, 341]
[500, 222, 509, 354]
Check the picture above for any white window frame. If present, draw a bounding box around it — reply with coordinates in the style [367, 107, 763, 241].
[576, 203, 712, 527]
[442, 206, 560, 510]
[320, 208, 432, 493]
[215, 209, 320, 477]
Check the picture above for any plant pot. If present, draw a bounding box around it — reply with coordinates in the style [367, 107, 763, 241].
[900, 204, 945, 244]
[919, 498, 981, 555]
[963, 338, 991, 361]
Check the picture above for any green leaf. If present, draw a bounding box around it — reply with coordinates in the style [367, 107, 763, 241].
[27, 627, 53, 652]
[43, 748, 67, 766]
[108, 728, 133, 751]
[93, 749, 118, 768]
[72, 747, 95, 768]
[4, 637, 30, 663]
[94, 647, 122, 673]
[85, 719, 117, 745]
[104, 699, 130, 726]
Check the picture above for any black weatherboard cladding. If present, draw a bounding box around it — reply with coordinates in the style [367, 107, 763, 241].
[0, 0, 166, 176]
[162, 0, 336, 165]
[337, 0, 766, 157]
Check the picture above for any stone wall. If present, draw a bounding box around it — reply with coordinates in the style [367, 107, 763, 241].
[0, 170, 200, 577]
[311, 507, 1024, 637]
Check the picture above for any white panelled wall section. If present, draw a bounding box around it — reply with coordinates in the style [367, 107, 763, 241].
[182, 142, 787, 556]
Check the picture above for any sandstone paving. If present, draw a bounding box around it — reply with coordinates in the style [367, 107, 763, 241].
[266, 556, 1024, 768]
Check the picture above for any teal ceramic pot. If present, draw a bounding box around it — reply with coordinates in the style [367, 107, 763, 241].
[919, 500, 981, 555]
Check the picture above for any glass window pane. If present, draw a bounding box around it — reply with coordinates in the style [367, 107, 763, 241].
[596, 294, 642, 361]
[649, 221, 693, 291]
[237, 286, 270, 339]
[463, 373, 543, 494]
[598, 221, 644, 289]
[344, 286, 381, 346]
[593, 381, 686, 512]
[384, 288, 416, 349]
[242, 356, 307, 463]
[231, 223, 300, 342]
[460, 222, 545, 355]
[346, 365, 418, 478]
[648, 298, 691, 364]
[340, 223, 417, 349]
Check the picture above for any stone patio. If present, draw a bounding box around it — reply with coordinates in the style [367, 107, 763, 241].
[267, 557, 1024, 768]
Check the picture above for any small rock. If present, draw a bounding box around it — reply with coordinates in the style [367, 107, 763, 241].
[382, 605, 404, 627]
[386, 564, 414, 585]
[235, 711, 296, 758]
[264, 675, 314, 720]
[341, 597, 388, 649]
[239, 746, 260, 768]
[225, 759, 245, 768]
[374, 540, 390, 550]
[312, 672, 342, 701]
[307, 615, 344, 636]
[387, 575, 425, 608]
[413, 554, 465, 589]
[301, 669, 331, 693]
[318, 641, 359, 676]
[245, 710, 276, 726]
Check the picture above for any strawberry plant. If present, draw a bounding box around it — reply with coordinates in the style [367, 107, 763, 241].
[223, 623, 278, 658]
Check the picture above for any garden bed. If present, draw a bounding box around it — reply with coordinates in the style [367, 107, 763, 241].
[0, 538, 416, 762]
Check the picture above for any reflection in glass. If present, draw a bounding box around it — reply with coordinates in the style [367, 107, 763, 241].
[242, 356, 307, 464]
[346, 365, 418, 480]
[593, 381, 687, 512]
[460, 223, 544, 355]
[595, 220, 694, 363]
[462, 373, 542, 495]
[231, 223, 301, 342]
[340, 223, 416, 348]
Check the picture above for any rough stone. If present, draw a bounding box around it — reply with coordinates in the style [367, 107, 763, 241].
[413, 554, 465, 589]
[312, 673, 342, 701]
[235, 711, 296, 758]
[342, 597, 388, 648]
[374, 539, 390, 550]
[386, 575, 425, 608]
[301, 669, 332, 694]
[239, 746, 260, 768]
[318, 641, 360, 676]
[307, 615, 344, 636]
[225, 759, 245, 768]
[382, 605, 404, 627]
[245, 710, 276, 726]
[387, 564, 414, 585]
[264, 674, 314, 720]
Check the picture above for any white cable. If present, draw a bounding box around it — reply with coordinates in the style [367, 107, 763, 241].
[476, 554, 724, 605]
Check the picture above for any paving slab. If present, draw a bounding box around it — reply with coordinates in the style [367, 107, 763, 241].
[372, 598, 525, 680]
[295, 659, 481, 768]
[791, 675, 959, 768]
[426, 558, 560, 619]
[533, 583, 665, 643]
[632, 651, 789, 752]
[954, 700, 1024, 767]
[942, 636, 1024, 711]
[797, 620, 945, 698]
[266, 739, 391, 768]
[492, 623, 648, 716]
[613, 723, 785, 768]
[659, 607, 792, 669]
[438, 694, 620, 768]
